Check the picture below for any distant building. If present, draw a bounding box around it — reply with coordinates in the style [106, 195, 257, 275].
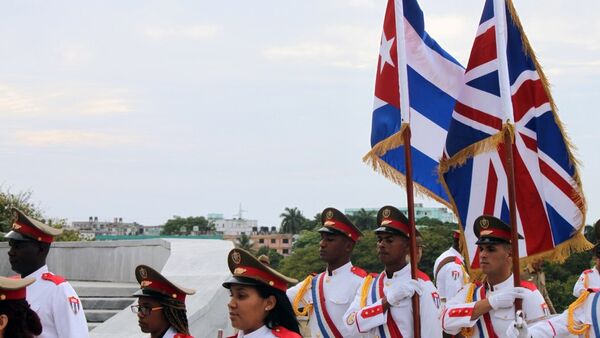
[140, 225, 163, 236]
[70, 217, 141, 236]
[345, 204, 456, 223]
[213, 218, 258, 236]
[224, 230, 295, 256]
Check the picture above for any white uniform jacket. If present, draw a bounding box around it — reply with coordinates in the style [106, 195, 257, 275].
[433, 247, 467, 301]
[227, 325, 300, 338]
[342, 264, 442, 338]
[287, 262, 366, 338]
[25, 265, 89, 338]
[442, 275, 549, 337]
[573, 267, 600, 297]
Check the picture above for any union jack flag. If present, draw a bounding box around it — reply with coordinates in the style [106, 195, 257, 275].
[364, 0, 464, 206]
[439, 0, 589, 271]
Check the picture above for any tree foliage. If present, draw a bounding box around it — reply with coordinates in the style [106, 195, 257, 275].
[235, 233, 254, 252]
[161, 216, 213, 235]
[279, 207, 310, 234]
[347, 208, 377, 230]
[256, 246, 284, 270]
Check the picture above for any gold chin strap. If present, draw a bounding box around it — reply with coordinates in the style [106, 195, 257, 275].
[292, 276, 314, 317]
[359, 275, 374, 308]
[459, 283, 477, 338]
[567, 290, 591, 337]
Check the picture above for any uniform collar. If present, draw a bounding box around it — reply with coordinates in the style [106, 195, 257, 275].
[326, 261, 352, 276]
[24, 265, 48, 280]
[385, 263, 411, 279]
[487, 274, 513, 292]
[165, 327, 177, 336]
[239, 325, 270, 338]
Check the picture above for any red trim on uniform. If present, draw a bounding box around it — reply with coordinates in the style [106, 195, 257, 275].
[271, 326, 302, 338]
[381, 218, 410, 234]
[482, 228, 511, 241]
[317, 273, 343, 338]
[324, 221, 361, 241]
[519, 280, 538, 291]
[387, 311, 404, 338]
[584, 269, 594, 274]
[41, 273, 66, 285]
[234, 266, 287, 292]
[360, 304, 384, 318]
[141, 278, 186, 302]
[546, 320, 556, 337]
[417, 270, 430, 281]
[0, 287, 26, 300]
[351, 266, 367, 278]
[369, 272, 379, 278]
[448, 307, 473, 317]
[480, 287, 499, 338]
[454, 257, 463, 265]
[174, 334, 194, 338]
[441, 308, 448, 331]
[12, 221, 54, 243]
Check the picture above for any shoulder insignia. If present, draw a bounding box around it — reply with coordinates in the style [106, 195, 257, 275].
[448, 307, 474, 317]
[360, 305, 384, 318]
[174, 334, 194, 338]
[584, 269, 594, 274]
[454, 256, 463, 265]
[520, 280, 538, 291]
[41, 273, 66, 285]
[351, 266, 368, 278]
[417, 269, 431, 281]
[68, 296, 81, 314]
[272, 326, 302, 338]
[369, 272, 379, 278]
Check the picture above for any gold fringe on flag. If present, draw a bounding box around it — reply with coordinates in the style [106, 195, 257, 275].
[362, 124, 452, 209]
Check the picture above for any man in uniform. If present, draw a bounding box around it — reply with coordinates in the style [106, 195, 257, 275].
[5, 208, 89, 338]
[442, 215, 549, 337]
[433, 230, 468, 305]
[343, 206, 442, 338]
[573, 220, 600, 297]
[287, 207, 367, 338]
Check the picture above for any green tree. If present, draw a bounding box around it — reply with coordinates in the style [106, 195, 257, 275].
[348, 209, 377, 230]
[279, 207, 308, 234]
[256, 246, 284, 270]
[235, 233, 254, 252]
[161, 216, 212, 235]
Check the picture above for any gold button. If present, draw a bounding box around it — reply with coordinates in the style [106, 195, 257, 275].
[269, 281, 274, 286]
[0, 294, 5, 300]
[172, 294, 177, 298]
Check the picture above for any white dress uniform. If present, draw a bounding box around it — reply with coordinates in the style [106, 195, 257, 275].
[442, 275, 549, 337]
[433, 247, 468, 302]
[573, 267, 600, 297]
[287, 262, 366, 338]
[163, 326, 194, 338]
[343, 263, 442, 338]
[25, 265, 88, 338]
[226, 325, 300, 338]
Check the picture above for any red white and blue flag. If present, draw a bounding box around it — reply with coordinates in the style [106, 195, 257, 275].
[364, 0, 464, 206]
[439, 0, 589, 270]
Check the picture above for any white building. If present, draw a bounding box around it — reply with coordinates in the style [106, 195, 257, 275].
[213, 218, 258, 236]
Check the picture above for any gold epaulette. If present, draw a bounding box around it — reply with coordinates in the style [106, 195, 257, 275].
[292, 275, 314, 316]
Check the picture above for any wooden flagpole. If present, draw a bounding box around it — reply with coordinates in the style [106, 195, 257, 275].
[402, 126, 421, 338]
[503, 126, 522, 311]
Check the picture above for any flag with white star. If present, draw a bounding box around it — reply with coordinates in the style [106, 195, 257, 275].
[364, 0, 464, 206]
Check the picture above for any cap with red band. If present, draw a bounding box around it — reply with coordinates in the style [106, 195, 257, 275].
[222, 248, 297, 292]
[0, 276, 35, 301]
[133, 265, 195, 305]
[474, 215, 523, 244]
[375, 205, 416, 238]
[4, 208, 62, 243]
[318, 207, 363, 242]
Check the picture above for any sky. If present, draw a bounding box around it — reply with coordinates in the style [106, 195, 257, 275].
[1, 0, 598, 228]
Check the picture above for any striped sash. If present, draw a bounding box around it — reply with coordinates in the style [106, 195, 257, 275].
[472, 285, 498, 338]
[591, 291, 600, 338]
[311, 272, 343, 338]
[370, 273, 403, 338]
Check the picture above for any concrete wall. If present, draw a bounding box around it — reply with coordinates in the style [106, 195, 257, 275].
[0, 239, 170, 282]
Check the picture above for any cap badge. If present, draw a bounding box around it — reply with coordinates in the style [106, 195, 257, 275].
[140, 280, 152, 288]
[480, 230, 493, 236]
[382, 208, 391, 218]
[234, 267, 247, 275]
[139, 267, 148, 279]
[232, 251, 242, 264]
[325, 210, 334, 219]
[480, 218, 490, 229]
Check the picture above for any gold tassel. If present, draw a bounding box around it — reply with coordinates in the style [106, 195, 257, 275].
[567, 290, 591, 336]
[360, 275, 374, 309]
[292, 276, 313, 317]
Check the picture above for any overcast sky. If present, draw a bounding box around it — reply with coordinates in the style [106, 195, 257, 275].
[1, 0, 598, 228]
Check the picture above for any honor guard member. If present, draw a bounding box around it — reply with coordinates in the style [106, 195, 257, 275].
[223, 248, 302, 338]
[0, 276, 42, 338]
[433, 230, 469, 304]
[4, 208, 88, 338]
[343, 206, 442, 338]
[442, 215, 549, 338]
[287, 207, 367, 338]
[573, 219, 600, 297]
[132, 265, 195, 338]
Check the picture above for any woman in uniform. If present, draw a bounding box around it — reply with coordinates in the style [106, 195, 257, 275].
[223, 248, 301, 338]
[0, 276, 42, 338]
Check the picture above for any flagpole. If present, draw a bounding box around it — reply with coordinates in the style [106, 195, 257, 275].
[402, 126, 421, 338]
[503, 125, 522, 312]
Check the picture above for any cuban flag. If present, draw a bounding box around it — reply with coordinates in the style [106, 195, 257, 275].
[439, 0, 589, 271]
[363, 0, 464, 206]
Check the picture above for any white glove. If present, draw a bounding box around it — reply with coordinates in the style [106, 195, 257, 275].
[386, 279, 422, 306]
[487, 287, 527, 309]
[505, 313, 530, 338]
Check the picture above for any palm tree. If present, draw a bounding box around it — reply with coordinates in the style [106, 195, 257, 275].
[236, 233, 254, 252]
[279, 207, 307, 234]
[350, 208, 377, 230]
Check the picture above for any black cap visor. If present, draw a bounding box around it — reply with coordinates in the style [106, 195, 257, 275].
[374, 226, 408, 238]
[222, 276, 265, 289]
[3, 231, 35, 242]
